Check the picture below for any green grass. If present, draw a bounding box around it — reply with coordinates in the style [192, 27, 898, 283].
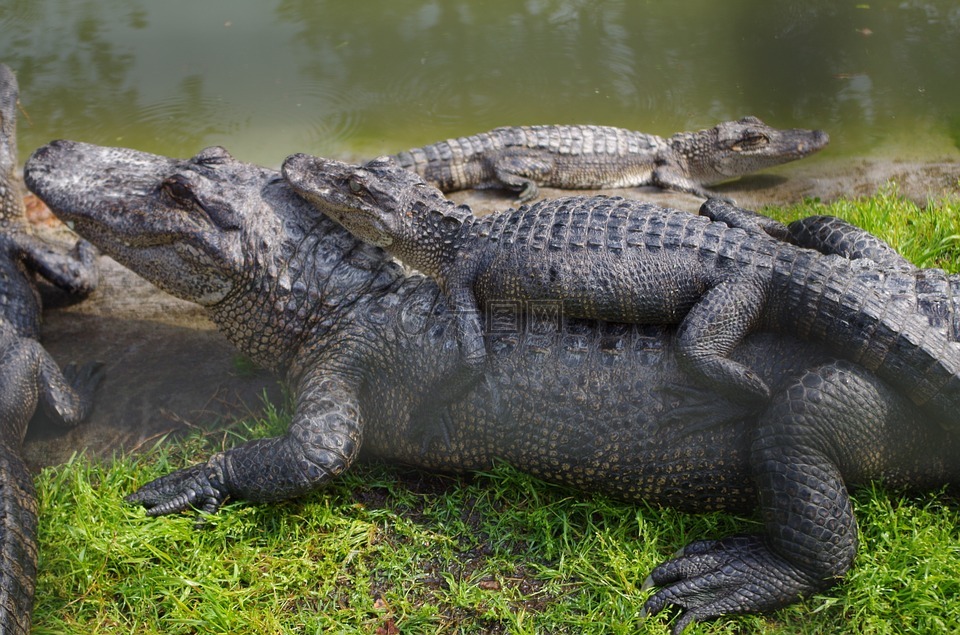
[32, 189, 960, 634]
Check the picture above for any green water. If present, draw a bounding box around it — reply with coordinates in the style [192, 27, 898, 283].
[2, 0, 960, 168]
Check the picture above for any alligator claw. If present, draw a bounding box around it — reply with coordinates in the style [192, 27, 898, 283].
[641, 534, 820, 634]
[126, 458, 229, 518]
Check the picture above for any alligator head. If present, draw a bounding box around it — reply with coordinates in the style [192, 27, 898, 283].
[24, 141, 397, 371]
[283, 153, 472, 278]
[281, 154, 420, 248]
[669, 116, 829, 184]
[25, 142, 248, 306]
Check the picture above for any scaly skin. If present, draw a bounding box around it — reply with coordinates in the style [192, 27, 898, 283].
[0, 64, 101, 635]
[393, 118, 829, 201]
[24, 139, 960, 633]
[282, 154, 960, 432]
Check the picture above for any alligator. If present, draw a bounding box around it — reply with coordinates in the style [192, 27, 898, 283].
[24, 139, 960, 633]
[282, 153, 960, 432]
[0, 64, 102, 635]
[392, 118, 829, 202]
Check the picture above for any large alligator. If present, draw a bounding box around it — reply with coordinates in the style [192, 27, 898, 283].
[24, 140, 960, 633]
[392, 118, 829, 202]
[282, 153, 960, 430]
[0, 65, 101, 635]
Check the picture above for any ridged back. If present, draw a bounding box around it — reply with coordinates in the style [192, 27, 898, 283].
[463, 196, 960, 426]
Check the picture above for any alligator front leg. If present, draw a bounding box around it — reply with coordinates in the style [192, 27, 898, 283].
[643, 360, 905, 633]
[18, 234, 100, 299]
[408, 279, 485, 451]
[675, 276, 771, 403]
[491, 155, 553, 202]
[652, 163, 734, 202]
[38, 357, 104, 426]
[127, 368, 363, 516]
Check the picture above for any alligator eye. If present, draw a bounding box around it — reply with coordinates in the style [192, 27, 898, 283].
[192, 146, 232, 166]
[348, 176, 364, 194]
[161, 175, 197, 205]
[732, 133, 769, 152]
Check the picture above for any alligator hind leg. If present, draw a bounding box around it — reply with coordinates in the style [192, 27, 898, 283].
[491, 155, 553, 202]
[698, 198, 791, 241]
[702, 199, 916, 271]
[675, 276, 770, 403]
[643, 360, 909, 632]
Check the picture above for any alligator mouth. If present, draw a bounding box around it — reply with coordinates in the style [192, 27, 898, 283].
[793, 130, 830, 156]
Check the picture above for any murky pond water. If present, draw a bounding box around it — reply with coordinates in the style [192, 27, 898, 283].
[2, 0, 960, 168]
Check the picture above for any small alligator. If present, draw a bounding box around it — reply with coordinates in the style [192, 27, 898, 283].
[0, 64, 101, 635]
[392, 118, 829, 201]
[282, 153, 960, 429]
[24, 140, 960, 633]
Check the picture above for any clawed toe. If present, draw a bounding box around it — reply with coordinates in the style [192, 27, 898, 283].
[126, 460, 229, 518]
[640, 534, 823, 633]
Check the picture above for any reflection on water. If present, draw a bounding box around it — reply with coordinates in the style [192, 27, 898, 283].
[2, 0, 959, 167]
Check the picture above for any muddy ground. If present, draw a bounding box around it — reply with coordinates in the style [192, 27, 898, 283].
[22, 155, 960, 470]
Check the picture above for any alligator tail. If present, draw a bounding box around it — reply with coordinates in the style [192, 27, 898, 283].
[393, 132, 505, 193]
[780, 252, 960, 429]
[0, 441, 37, 635]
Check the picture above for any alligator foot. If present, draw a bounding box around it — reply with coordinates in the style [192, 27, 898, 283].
[641, 534, 823, 634]
[19, 235, 100, 300]
[699, 198, 792, 241]
[657, 381, 761, 434]
[126, 456, 229, 517]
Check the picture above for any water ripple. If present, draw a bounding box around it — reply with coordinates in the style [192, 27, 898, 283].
[128, 93, 244, 155]
[291, 81, 366, 154]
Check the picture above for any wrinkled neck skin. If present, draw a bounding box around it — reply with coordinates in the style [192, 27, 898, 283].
[211, 180, 406, 375]
[387, 186, 475, 279]
[666, 128, 723, 182]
